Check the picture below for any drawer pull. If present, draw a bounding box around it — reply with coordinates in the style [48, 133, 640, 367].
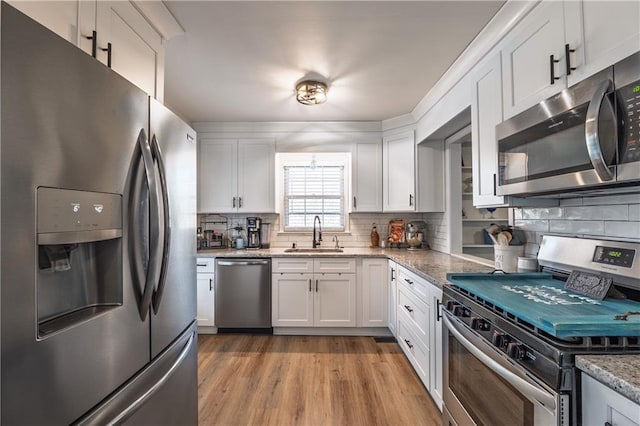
[403, 339, 413, 349]
[404, 278, 413, 285]
[196, 263, 208, 267]
[404, 305, 413, 313]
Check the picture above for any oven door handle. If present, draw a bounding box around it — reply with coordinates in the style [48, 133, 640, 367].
[585, 78, 615, 182]
[443, 315, 556, 411]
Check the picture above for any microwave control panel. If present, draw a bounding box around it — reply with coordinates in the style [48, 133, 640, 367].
[619, 81, 640, 163]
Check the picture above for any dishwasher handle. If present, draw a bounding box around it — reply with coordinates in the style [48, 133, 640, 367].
[216, 259, 270, 266]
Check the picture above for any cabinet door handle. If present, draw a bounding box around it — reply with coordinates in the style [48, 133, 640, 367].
[101, 42, 112, 68]
[209, 278, 213, 291]
[436, 299, 442, 321]
[493, 173, 497, 196]
[565, 44, 576, 76]
[309, 279, 312, 292]
[232, 197, 236, 208]
[391, 268, 395, 281]
[86, 30, 97, 58]
[315, 279, 318, 292]
[238, 197, 243, 208]
[403, 339, 413, 349]
[549, 54, 560, 84]
[409, 194, 414, 206]
[404, 305, 413, 313]
[353, 196, 357, 209]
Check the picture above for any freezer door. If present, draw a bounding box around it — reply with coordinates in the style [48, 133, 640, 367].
[75, 322, 198, 425]
[1, 4, 150, 424]
[149, 99, 197, 357]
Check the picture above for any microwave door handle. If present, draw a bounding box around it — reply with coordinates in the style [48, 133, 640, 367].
[137, 129, 162, 321]
[150, 135, 171, 314]
[443, 315, 556, 411]
[585, 79, 615, 181]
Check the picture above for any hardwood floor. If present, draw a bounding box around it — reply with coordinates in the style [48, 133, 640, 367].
[197, 334, 441, 425]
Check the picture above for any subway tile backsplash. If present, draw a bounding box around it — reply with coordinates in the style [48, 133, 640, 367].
[515, 194, 640, 256]
[198, 212, 430, 249]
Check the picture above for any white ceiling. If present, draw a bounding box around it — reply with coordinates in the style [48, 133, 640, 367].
[163, 1, 504, 123]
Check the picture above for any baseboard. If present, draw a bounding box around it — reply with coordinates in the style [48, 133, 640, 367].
[273, 327, 392, 337]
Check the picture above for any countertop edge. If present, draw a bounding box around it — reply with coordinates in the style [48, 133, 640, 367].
[196, 248, 494, 289]
[576, 355, 640, 405]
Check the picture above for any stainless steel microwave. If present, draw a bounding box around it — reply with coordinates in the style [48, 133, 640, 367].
[496, 52, 640, 197]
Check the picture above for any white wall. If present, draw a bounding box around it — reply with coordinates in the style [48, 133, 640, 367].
[515, 194, 640, 256]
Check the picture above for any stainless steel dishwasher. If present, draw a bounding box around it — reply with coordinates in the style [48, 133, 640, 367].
[214, 258, 272, 331]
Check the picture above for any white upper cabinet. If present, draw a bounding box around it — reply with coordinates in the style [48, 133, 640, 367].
[198, 138, 275, 213]
[94, 1, 164, 100]
[501, 0, 567, 119]
[564, 1, 640, 85]
[472, 52, 506, 207]
[501, 0, 640, 119]
[6, 1, 80, 44]
[7, 1, 167, 101]
[383, 131, 416, 212]
[352, 140, 383, 212]
[237, 140, 276, 213]
[416, 140, 445, 212]
[198, 139, 238, 213]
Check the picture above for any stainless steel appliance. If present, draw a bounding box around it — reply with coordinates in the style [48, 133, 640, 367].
[442, 235, 640, 426]
[496, 52, 640, 198]
[405, 220, 427, 250]
[247, 216, 262, 249]
[1, 5, 197, 424]
[215, 258, 272, 331]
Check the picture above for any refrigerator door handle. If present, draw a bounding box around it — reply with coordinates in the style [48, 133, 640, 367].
[108, 332, 195, 425]
[137, 129, 162, 321]
[150, 134, 171, 314]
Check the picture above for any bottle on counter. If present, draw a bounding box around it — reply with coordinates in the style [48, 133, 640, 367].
[370, 224, 379, 248]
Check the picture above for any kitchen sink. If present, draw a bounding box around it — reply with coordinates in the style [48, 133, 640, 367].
[284, 248, 344, 253]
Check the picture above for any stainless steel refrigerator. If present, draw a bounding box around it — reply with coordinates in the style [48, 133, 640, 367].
[1, 3, 198, 424]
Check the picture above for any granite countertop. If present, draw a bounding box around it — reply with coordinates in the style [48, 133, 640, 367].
[196, 247, 494, 288]
[576, 355, 640, 405]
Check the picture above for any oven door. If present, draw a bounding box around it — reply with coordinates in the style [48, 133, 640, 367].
[443, 313, 564, 426]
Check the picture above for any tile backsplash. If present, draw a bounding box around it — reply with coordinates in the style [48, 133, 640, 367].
[514, 194, 640, 256]
[198, 212, 431, 249]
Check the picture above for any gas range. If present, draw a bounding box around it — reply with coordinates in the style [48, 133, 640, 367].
[442, 236, 640, 426]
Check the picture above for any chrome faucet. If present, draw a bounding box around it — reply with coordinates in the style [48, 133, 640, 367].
[312, 215, 322, 248]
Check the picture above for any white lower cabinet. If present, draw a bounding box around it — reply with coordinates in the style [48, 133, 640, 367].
[272, 258, 356, 328]
[196, 258, 215, 330]
[314, 274, 356, 327]
[430, 285, 443, 410]
[395, 264, 443, 411]
[581, 374, 640, 426]
[359, 258, 388, 327]
[388, 260, 398, 336]
[272, 273, 314, 326]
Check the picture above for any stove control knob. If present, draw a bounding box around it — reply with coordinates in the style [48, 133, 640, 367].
[446, 301, 459, 311]
[453, 306, 469, 317]
[500, 336, 512, 352]
[471, 317, 490, 331]
[491, 331, 505, 347]
[507, 343, 526, 360]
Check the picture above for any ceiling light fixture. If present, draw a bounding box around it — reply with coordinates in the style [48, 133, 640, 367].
[296, 80, 328, 105]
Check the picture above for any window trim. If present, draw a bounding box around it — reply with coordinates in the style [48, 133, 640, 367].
[276, 153, 351, 233]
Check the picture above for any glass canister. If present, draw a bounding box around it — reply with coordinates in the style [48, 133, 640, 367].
[260, 223, 271, 248]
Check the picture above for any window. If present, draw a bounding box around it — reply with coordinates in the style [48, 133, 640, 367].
[278, 153, 349, 232]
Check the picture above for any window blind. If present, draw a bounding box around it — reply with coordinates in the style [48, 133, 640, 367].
[283, 165, 345, 230]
